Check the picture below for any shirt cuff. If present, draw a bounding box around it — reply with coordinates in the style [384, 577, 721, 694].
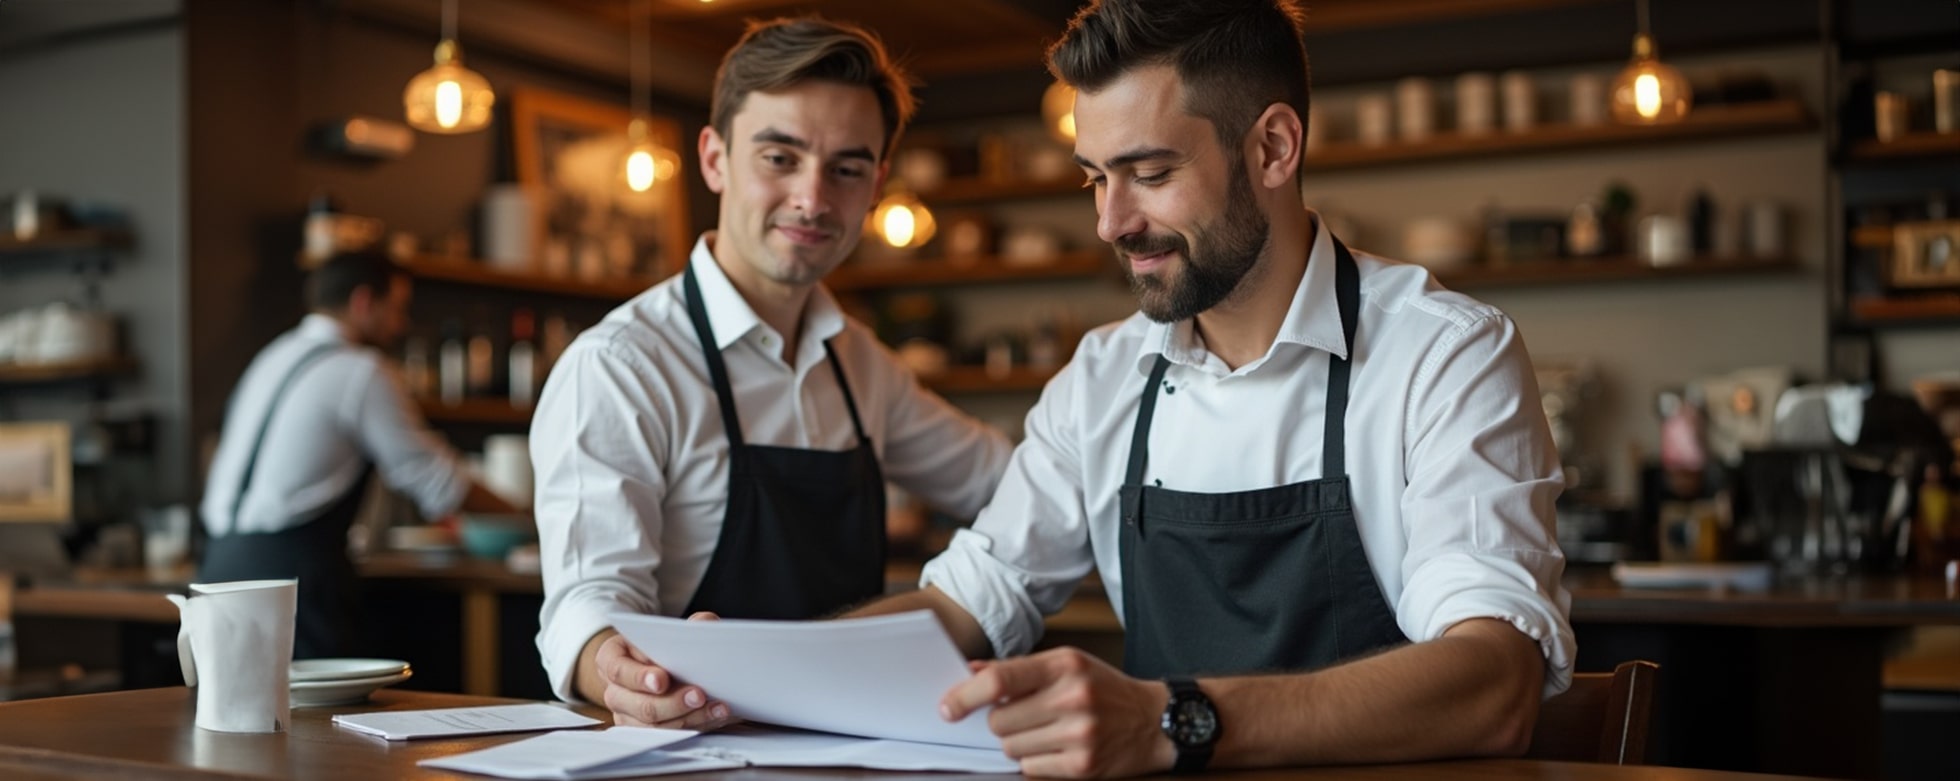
[537, 592, 633, 703]
[1397, 551, 1575, 699]
[919, 528, 1046, 658]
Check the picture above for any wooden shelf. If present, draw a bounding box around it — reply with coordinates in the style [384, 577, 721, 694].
[1308, 100, 1814, 173]
[399, 255, 657, 301]
[910, 101, 1810, 205]
[1848, 295, 1960, 327]
[0, 357, 136, 384]
[1851, 224, 1895, 250]
[1436, 254, 1800, 290]
[418, 398, 534, 425]
[921, 366, 1057, 394]
[828, 252, 1111, 292]
[0, 228, 130, 257]
[1846, 131, 1960, 163]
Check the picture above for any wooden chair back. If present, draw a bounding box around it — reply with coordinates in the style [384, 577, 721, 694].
[1525, 659, 1659, 764]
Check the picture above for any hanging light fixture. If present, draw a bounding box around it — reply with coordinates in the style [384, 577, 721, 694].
[622, 0, 679, 193]
[403, 0, 495, 134]
[1042, 82, 1077, 143]
[870, 183, 936, 250]
[1610, 0, 1691, 124]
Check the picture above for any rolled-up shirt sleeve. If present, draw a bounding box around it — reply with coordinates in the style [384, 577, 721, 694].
[1394, 313, 1574, 698]
[531, 336, 669, 702]
[921, 351, 1097, 659]
[347, 360, 470, 519]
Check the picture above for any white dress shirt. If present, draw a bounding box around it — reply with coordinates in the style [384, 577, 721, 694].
[200, 314, 469, 537]
[921, 214, 1575, 697]
[532, 236, 1015, 701]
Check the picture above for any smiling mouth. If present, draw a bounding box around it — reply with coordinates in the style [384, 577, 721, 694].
[1128, 251, 1175, 273]
[774, 224, 834, 245]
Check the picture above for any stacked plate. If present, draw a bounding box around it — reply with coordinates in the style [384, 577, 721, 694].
[289, 658, 413, 707]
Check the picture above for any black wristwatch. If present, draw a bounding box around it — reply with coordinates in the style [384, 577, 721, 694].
[1160, 678, 1220, 773]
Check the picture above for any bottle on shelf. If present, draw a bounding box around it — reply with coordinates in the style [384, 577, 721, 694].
[438, 318, 466, 404]
[402, 336, 433, 399]
[508, 308, 537, 408]
[466, 317, 495, 399]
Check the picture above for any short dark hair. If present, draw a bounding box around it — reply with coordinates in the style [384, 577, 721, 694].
[1047, 0, 1310, 179]
[710, 17, 918, 161]
[307, 250, 401, 311]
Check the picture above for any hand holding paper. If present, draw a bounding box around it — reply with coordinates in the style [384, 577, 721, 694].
[608, 609, 998, 749]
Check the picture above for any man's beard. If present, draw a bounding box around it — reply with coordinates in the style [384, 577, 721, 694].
[1116, 168, 1269, 323]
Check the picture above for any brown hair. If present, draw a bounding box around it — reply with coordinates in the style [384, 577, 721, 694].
[1047, 0, 1310, 179]
[710, 17, 917, 160]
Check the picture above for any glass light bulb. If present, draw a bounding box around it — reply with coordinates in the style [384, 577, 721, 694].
[626, 148, 656, 192]
[404, 40, 495, 134]
[1610, 34, 1691, 125]
[435, 80, 464, 129]
[882, 206, 917, 248]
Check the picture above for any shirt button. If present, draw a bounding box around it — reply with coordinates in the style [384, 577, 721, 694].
[760, 335, 774, 347]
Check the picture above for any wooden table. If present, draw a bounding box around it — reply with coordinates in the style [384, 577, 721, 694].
[0, 688, 1833, 781]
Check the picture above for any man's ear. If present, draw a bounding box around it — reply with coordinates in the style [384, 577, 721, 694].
[1249, 103, 1304, 191]
[345, 284, 374, 322]
[699, 125, 728, 195]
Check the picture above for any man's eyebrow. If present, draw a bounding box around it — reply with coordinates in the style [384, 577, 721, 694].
[1074, 147, 1179, 172]
[752, 128, 807, 148]
[751, 128, 877, 163]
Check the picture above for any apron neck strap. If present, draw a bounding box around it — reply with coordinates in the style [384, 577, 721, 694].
[684, 261, 870, 448]
[1123, 236, 1362, 486]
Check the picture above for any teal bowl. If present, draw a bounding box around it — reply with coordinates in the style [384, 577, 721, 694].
[459, 514, 535, 560]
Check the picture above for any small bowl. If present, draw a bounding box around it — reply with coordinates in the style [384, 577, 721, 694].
[459, 513, 536, 560]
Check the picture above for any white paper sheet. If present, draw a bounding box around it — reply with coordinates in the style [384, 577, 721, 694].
[418, 727, 736, 780]
[417, 725, 1020, 779]
[331, 703, 601, 740]
[608, 609, 998, 749]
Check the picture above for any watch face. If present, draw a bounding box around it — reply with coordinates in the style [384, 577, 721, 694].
[1169, 698, 1218, 745]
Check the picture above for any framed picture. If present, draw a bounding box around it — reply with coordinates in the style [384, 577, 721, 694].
[0, 422, 71, 523]
[511, 86, 692, 281]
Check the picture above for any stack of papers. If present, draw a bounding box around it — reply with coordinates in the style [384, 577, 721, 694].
[419, 725, 1020, 779]
[334, 703, 601, 740]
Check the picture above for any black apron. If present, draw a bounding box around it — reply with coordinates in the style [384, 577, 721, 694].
[1118, 238, 1408, 680]
[200, 342, 373, 660]
[679, 263, 888, 620]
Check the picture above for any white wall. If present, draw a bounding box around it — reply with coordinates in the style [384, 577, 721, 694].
[0, 3, 189, 501]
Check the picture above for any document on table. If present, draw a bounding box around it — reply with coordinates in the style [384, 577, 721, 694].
[417, 725, 1021, 779]
[332, 703, 601, 740]
[607, 609, 998, 749]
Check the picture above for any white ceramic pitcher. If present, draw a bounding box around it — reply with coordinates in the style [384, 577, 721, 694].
[165, 579, 297, 733]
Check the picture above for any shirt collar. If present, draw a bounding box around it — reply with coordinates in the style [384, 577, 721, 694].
[1133, 210, 1350, 377]
[689, 233, 847, 352]
[299, 312, 356, 346]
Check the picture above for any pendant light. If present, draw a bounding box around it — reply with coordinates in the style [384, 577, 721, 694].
[622, 0, 680, 193]
[403, 0, 495, 134]
[870, 183, 936, 250]
[1610, 0, 1691, 124]
[1042, 82, 1077, 144]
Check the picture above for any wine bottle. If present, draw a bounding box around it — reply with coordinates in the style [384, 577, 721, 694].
[509, 308, 537, 407]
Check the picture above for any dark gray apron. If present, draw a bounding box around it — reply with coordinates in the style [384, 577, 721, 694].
[1119, 238, 1408, 679]
[679, 263, 888, 620]
[201, 342, 374, 660]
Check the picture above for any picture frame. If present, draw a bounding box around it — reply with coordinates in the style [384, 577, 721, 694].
[0, 422, 71, 523]
[510, 86, 692, 281]
[1891, 219, 1960, 289]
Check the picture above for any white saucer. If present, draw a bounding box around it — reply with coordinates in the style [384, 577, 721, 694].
[290, 669, 413, 707]
[291, 658, 412, 683]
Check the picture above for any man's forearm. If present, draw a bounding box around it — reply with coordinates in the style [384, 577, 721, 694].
[572, 629, 618, 705]
[1206, 618, 1545, 767]
[844, 585, 995, 659]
